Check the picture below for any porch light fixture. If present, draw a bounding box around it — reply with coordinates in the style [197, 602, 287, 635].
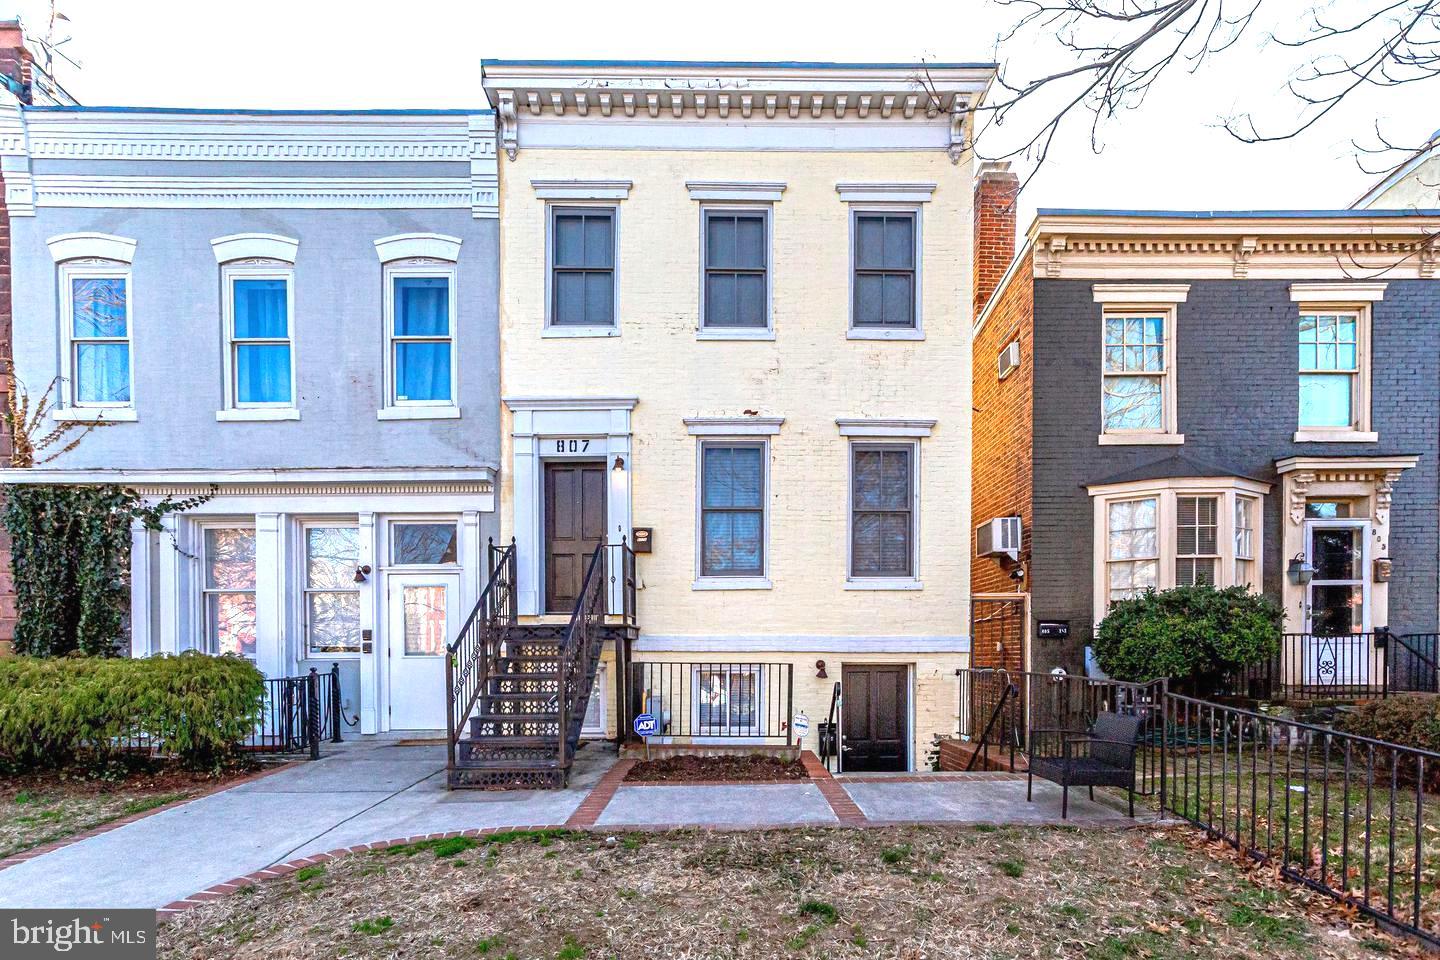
[815, 659, 828, 679]
[353, 564, 372, 584]
[612, 455, 625, 473]
[1287, 554, 1314, 585]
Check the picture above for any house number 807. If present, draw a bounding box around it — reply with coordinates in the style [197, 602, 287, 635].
[555, 439, 591, 453]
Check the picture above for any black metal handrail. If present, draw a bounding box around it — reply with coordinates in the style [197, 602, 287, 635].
[606, 539, 638, 627]
[445, 539, 517, 774]
[821, 680, 841, 772]
[1388, 633, 1439, 694]
[628, 662, 795, 744]
[557, 543, 609, 772]
[1160, 692, 1439, 948]
[1218, 632, 1390, 701]
[242, 664, 341, 759]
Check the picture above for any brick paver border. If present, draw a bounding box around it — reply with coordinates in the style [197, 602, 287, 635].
[563, 758, 634, 828]
[799, 750, 867, 825]
[0, 759, 304, 873]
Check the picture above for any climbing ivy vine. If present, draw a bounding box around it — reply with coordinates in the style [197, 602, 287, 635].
[2, 485, 210, 656]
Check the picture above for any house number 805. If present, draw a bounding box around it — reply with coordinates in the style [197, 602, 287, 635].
[555, 439, 591, 453]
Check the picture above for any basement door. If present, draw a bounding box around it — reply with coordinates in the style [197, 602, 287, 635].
[544, 460, 607, 614]
[841, 664, 909, 772]
[386, 573, 459, 730]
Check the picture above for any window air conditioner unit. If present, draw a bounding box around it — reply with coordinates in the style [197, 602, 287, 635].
[976, 516, 1022, 561]
[996, 341, 1021, 380]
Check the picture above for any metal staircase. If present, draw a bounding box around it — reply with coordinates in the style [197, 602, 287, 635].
[446, 540, 636, 789]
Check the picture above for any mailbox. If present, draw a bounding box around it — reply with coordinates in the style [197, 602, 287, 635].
[631, 527, 654, 553]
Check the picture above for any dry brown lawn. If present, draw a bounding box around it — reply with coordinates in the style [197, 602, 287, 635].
[158, 825, 1425, 959]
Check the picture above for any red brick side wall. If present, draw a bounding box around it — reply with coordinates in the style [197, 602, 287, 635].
[969, 257, 1034, 602]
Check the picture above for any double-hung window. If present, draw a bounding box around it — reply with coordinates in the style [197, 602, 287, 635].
[1106, 498, 1158, 603]
[304, 526, 361, 656]
[695, 666, 760, 737]
[1102, 312, 1168, 434]
[202, 527, 257, 659]
[699, 443, 766, 579]
[1298, 312, 1360, 430]
[1234, 496, 1257, 588]
[387, 270, 456, 408]
[850, 444, 916, 580]
[549, 207, 616, 329]
[1175, 496, 1219, 586]
[851, 211, 917, 332]
[702, 209, 768, 331]
[223, 264, 294, 411]
[62, 267, 132, 409]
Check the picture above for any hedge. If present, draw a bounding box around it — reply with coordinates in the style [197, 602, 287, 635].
[0, 653, 266, 771]
[1336, 695, 1440, 793]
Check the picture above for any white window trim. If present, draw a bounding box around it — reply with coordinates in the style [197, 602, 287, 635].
[46, 232, 136, 264]
[544, 202, 621, 337]
[698, 203, 774, 339]
[196, 520, 257, 658]
[1089, 477, 1270, 619]
[835, 418, 935, 438]
[846, 439, 922, 588]
[846, 204, 924, 340]
[380, 260, 460, 417]
[1098, 303, 1183, 445]
[693, 438, 772, 590]
[1291, 292, 1376, 443]
[220, 260, 297, 415]
[1093, 283, 1190, 305]
[686, 180, 786, 202]
[373, 232, 462, 263]
[835, 182, 937, 204]
[210, 233, 299, 264]
[57, 259, 135, 416]
[531, 179, 632, 201]
[690, 663, 766, 742]
[298, 520, 362, 660]
[685, 417, 784, 437]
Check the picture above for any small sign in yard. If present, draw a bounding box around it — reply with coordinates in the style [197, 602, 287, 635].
[792, 713, 810, 739]
[633, 713, 659, 737]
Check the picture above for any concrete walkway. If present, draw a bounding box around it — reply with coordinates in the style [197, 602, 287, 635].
[0, 741, 1138, 911]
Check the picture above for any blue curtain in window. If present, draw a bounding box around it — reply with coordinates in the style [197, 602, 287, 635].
[70, 277, 130, 403]
[394, 277, 451, 402]
[233, 279, 291, 404]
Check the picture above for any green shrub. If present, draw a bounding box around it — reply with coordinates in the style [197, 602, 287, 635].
[0, 652, 266, 771]
[1335, 695, 1440, 793]
[1093, 585, 1283, 685]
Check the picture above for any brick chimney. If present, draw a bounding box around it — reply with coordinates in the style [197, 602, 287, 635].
[973, 160, 1019, 318]
[0, 21, 32, 103]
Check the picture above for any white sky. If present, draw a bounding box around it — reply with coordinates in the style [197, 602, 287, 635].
[9, 0, 1434, 226]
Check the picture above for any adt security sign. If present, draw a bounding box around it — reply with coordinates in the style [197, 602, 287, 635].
[633, 713, 659, 738]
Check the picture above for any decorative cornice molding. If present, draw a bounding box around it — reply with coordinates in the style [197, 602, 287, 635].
[1092, 283, 1190, 304]
[685, 180, 787, 202]
[373, 232, 463, 263]
[211, 233, 299, 263]
[31, 175, 496, 213]
[1289, 281, 1388, 302]
[0, 466, 496, 495]
[684, 416, 785, 436]
[503, 396, 639, 412]
[47, 232, 137, 263]
[836, 181, 937, 203]
[835, 418, 937, 438]
[530, 179, 632, 200]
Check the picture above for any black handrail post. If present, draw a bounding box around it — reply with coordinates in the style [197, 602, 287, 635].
[330, 663, 342, 742]
[785, 664, 795, 748]
[1158, 677, 1169, 816]
[306, 667, 322, 761]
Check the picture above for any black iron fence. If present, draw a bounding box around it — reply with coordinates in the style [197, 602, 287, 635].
[1218, 632, 1389, 701]
[1159, 693, 1439, 948]
[242, 664, 342, 760]
[627, 662, 795, 744]
[1389, 633, 1440, 694]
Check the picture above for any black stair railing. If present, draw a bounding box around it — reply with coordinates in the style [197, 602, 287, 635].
[445, 538, 517, 775]
[1388, 632, 1440, 694]
[556, 543, 609, 775]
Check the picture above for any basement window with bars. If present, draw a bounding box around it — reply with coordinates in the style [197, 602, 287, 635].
[694, 666, 761, 737]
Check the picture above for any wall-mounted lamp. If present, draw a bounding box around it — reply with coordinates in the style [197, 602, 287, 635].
[353, 564, 372, 584]
[612, 455, 626, 473]
[1287, 554, 1314, 586]
[815, 659, 828, 679]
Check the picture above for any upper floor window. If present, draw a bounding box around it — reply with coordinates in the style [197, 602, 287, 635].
[1290, 283, 1381, 442]
[850, 444, 917, 580]
[1102, 311, 1171, 436]
[222, 263, 294, 411]
[549, 207, 616, 330]
[851, 211, 917, 332]
[62, 267, 132, 409]
[702, 209, 769, 332]
[389, 272, 456, 406]
[699, 442, 766, 580]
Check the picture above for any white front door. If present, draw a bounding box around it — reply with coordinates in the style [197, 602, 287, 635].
[386, 573, 459, 730]
[1303, 520, 1371, 685]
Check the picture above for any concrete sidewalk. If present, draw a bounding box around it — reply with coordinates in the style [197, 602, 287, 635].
[0, 743, 1139, 911]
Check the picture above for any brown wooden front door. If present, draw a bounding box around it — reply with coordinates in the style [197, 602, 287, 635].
[841, 664, 908, 772]
[544, 461, 607, 614]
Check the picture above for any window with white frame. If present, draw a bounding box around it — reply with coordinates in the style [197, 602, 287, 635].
[582, 665, 606, 737]
[699, 443, 766, 578]
[695, 665, 760, 736]
[548, 206, 616, 328]
[1093, 479, 1269, 614]
[60, 264, 132, 409]
[201, 527, 257, 658]
[1298, 311, 1363, 430]
[223, 263, 294, 408]
[304, 525, 361, 656]
[1102, 311, 1171, 435]
[1234, 496, 1258, 588]
[702, 208, 769, 330]
[850, 443, 916, 579]
[386, 266, 456, 407]
[851, 210, 918, 330]
[391, 522, 458, 565]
